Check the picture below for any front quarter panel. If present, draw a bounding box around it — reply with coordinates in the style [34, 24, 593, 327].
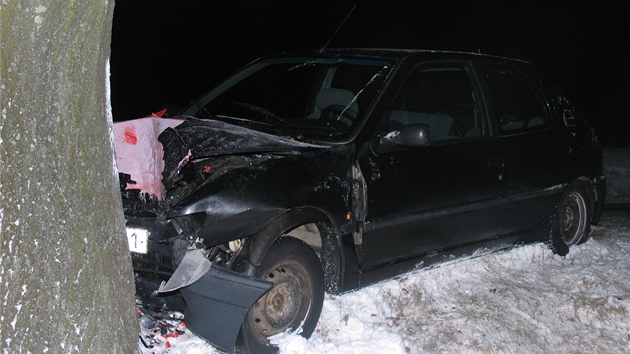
[167, 144, 355, 247]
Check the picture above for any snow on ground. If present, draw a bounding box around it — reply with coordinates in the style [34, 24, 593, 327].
[138, 209, 630, 354]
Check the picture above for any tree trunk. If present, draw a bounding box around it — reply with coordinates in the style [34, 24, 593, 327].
[0, 1, 138, 352]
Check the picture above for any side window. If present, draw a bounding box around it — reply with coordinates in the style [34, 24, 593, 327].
[387, 64, 485, 141]
[480, 64, 550, 133]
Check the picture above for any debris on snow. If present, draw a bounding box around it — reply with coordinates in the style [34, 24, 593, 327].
[137, 307, 216, 354]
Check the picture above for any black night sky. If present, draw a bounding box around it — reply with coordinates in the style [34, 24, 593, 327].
[111, 1, 629, 147]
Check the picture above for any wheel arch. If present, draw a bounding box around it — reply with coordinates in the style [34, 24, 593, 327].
[235, 206, 345, 294]
[573, 176, 602, 224]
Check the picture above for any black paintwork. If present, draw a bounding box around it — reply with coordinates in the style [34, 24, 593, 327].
[123, 49, 606, 351]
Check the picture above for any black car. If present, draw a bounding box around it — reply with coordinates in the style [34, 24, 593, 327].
[119, 49, 606, 353]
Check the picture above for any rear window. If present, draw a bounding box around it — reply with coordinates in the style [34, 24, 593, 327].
[480, 64, 550, 134]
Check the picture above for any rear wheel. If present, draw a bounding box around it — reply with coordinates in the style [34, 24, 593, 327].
[238, 237, 324, 353]
[549, 183, 591, 255]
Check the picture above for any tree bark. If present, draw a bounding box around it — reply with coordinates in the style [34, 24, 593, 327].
[0, 1, 138, 352]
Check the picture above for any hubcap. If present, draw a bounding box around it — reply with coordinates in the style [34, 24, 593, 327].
[560, 191, 587, 245]
[250, 263, 311, 340]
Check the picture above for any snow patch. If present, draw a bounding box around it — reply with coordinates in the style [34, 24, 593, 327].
[11, 303, 22, 330]
[106, 59, 115, 169]
[33, 5, 46, 29]
[384, 130, 400, 139]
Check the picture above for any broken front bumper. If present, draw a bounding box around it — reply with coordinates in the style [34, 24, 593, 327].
[177, 265, 272, 352]
[126, 214, 273, 352]
[136, 256, 271, 353]
[146, 249, 272, 353]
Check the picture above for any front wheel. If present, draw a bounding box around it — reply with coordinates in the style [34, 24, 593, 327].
[549, 183, 591, 255]
[238, 237, 324, 353]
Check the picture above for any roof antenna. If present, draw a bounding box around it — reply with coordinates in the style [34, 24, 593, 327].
[319, 5, 357, 53]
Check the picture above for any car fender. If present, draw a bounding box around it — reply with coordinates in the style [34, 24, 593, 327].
[234, 207, 346, 290]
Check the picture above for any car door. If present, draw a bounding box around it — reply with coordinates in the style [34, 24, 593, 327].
[478, 62, 564, 239]
[358, 62, 509, 272]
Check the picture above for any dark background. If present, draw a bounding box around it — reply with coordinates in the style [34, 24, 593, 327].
[111, 1, 629, 147]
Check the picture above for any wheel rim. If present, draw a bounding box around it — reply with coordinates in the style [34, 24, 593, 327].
[249, 261, 313, 341]
[560, 191, 587, 245]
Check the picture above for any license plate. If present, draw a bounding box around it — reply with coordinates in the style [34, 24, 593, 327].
[127, 227, 149, 254]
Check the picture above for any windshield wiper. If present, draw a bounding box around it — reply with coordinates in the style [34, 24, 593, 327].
[191, 99, 214, 119]
[232, 101, 294, 127]
[282, 124, 348, 139]
[200, 112, 346, 140]
[213, 114, 274, 127]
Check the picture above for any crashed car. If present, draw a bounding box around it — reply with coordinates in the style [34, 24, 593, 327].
[115, 49, 606, 353]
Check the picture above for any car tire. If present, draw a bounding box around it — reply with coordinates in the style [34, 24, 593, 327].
[549, 183, 591, 255]
[238, 237, 324, 353]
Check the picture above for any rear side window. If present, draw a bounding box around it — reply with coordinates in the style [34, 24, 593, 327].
[480, 64, 550, 134]
[387, 64, 486, 141]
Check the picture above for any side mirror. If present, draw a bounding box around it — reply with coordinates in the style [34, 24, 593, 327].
[374, 123, 432, 152]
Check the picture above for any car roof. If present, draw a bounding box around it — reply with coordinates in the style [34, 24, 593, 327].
[267, 48, 531, 66]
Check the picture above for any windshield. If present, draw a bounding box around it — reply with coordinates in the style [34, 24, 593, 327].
[179, 57, 392, 141]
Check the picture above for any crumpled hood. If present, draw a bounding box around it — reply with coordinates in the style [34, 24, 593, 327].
[114, 117, 183, 199]
[115, 117, 326, 201]
[159, 117, 325, 190]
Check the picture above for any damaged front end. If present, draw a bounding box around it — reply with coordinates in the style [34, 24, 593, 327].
[116, 117, 326, 352]
[114, 53, 391, 351]
[159, 249, 273, 352]
[127, 208, 273, 352]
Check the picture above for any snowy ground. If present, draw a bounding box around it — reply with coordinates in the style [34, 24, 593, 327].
[137, 209, 630, 354]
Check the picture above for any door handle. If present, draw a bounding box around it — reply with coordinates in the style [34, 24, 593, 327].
[487, 157, 505, 181]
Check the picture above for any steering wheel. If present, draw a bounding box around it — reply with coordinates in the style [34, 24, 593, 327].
[321, 105, 357, 128]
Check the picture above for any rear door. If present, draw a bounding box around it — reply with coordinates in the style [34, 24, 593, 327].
[478, 62, 564, 238]
[358, 61, 508, 272]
